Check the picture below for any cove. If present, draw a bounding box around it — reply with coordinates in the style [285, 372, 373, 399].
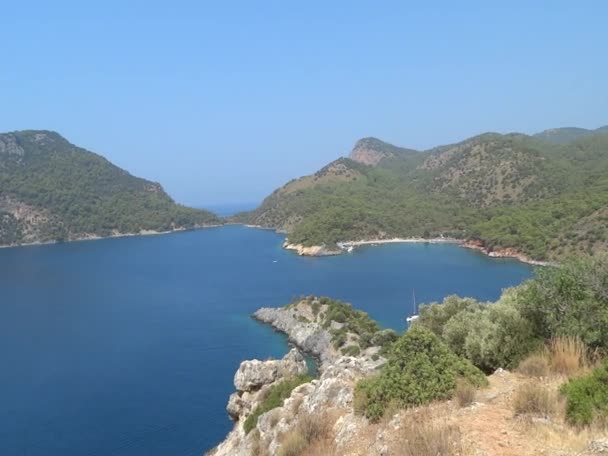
[0, 225, 533, 455]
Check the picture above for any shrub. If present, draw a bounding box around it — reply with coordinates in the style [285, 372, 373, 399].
[513, 383, 557, 418]
[354, 326, 487, 421]
[331, 332, 346, 349]
[417, 291, 540, 372]
[454, 379, 476, 407]
[311, 300, 321, 316]
[371, 329, 399, 352]
[519, 255, 608, 350]
[517, 353, 550, 377]
[548, 336, 588, 375]
[359, 332, 372, 349]
[418, 295, 482, 337]
[561, 362, 608, 426]
[243, 374, 312, 434]
[320, 298, 380, 337]
[341, 345, 361, 356]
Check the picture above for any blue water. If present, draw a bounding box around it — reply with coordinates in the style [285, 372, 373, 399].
[0, 226, 533, 455]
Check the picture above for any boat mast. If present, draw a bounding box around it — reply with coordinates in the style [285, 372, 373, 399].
[406, 288, 419, 325]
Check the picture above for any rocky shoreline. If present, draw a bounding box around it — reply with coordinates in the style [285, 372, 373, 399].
[460, 239, 555, 267]
[252, 306, 337, 370]
[282, 241, 342, 257]
[209, 299, 388, 456]
[282, 234, 553, 266]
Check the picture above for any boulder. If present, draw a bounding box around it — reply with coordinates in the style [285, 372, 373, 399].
[233, 348, 307, 392]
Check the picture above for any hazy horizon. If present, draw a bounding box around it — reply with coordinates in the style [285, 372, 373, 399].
[2, 1, 607, 206]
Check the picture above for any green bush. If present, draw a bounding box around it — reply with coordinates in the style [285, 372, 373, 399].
[341, 345, 361, 356]
[316, 297, 398, 353]
[417, 291, 540, 372]
[560, 362, 608, 426]
[321, 298, 380, 337]
[519, 255, 608, 350]
[371, 329, 399, 349]
[243, 374, 312, 434]
[354, 326, 487, 422]
[418, 296, 483, 337]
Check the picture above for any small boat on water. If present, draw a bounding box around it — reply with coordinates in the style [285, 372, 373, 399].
[406, 289, 419, 325]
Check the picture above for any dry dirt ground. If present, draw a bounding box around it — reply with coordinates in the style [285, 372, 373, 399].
[318, 370, 608, 456]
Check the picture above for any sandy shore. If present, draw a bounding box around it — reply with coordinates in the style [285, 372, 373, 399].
[337, 237, 458, 248]
[337, 237, 553, 266]
[281, 235, 553, 267]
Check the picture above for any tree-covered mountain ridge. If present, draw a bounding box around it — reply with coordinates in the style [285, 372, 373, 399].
[0, 130, 220, 246]
[241, 125, 608, 261]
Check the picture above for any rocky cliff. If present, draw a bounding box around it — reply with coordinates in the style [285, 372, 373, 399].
[207, 298, 389, 456]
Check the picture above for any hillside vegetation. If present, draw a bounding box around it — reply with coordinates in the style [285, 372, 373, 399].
[241, 126, 608, 261]
[0, 130, 219, 245]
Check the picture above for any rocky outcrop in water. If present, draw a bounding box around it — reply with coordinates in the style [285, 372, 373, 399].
[282, 241, 341, 257]
[208, 298, 390, 456]
[253, 306, 336, 369]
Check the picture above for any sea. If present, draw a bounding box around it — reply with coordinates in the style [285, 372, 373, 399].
[0, 224, 533, 455]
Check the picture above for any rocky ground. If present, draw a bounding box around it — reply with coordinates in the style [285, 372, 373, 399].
[208, 299, 608, 456]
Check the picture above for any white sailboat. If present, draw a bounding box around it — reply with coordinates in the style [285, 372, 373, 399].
[406, 289, 419, 325]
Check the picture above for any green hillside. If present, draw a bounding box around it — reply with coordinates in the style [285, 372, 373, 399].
[241, 129, 608, 261]
[533, 125, 608, 144]
[0, 130, 220, 246]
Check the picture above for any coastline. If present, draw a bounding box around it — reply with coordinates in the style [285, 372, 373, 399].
[0, 224, 222, 250]
[252, 306, 336, 371]
[281, 233, 554, 267]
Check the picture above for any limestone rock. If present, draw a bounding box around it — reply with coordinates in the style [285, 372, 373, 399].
[233, 348, 306, 392]
[253, 307, 335, 368]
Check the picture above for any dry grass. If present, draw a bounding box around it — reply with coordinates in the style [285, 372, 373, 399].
[515, 381, 608, 455]
[290, 395, 303, 414]
[277, 432, 307, 456]
[299, 412, 331, 443]
[268, 411, 280, 428]
[512, 383, 558, 418]
[548, 336, 588, 376]
[521, 420, 608, 455]
[454, 380, 476, 407]
[517, 353, 550, 377]
[303, 438, 337, 456]
[250, 429, 266, 456]
[353, 386, 370, 416]
[396, 416, 465, 456]
[277, 412, 333, 456]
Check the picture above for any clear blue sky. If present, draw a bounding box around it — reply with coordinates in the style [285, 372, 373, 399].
[1, 1, 607, 206]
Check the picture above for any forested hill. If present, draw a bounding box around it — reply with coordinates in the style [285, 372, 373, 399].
[240, 126, 608, 261]
[0, 130, 220, 246]
[533, 125, 608, 144]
